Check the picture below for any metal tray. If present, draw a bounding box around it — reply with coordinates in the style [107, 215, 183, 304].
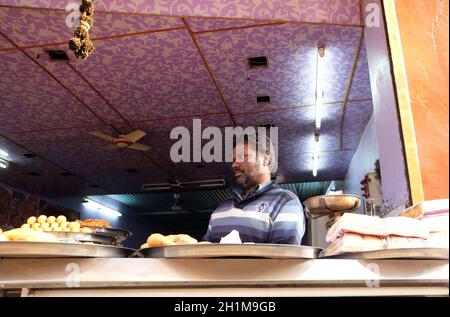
[319, 248, 449, 260]
[84, 226, 132, 242]
[0, 241, 135, 258]
[51, 232, 118, 245]
[304, 194, 361, 219]
[136, 243, 322, 259]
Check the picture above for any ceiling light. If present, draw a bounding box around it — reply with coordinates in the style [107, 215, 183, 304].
[82, 198, 122, 217]
[0, 149, 9, 158]
[312, 133, 320, 177]
[315, 45, 325, 130]
[0, 158, 9, 169]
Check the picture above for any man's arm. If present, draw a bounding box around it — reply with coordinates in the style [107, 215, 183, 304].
[268, 194, 306, 245]
[201, 223, 212, 242]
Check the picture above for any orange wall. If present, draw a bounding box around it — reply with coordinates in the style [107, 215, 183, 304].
[394, 0, 449, 199]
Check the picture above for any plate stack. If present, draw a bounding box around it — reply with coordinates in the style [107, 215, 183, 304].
[52, 227, 132, 246]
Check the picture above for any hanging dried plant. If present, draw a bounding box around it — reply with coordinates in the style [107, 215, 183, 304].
[68, 0, 95, 59]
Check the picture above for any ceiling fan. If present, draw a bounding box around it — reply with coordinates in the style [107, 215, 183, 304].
[89, 129, 150, 151]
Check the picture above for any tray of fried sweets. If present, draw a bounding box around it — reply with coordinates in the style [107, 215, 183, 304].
[136, 234, 322, 259]
[0, 240, 134, 258]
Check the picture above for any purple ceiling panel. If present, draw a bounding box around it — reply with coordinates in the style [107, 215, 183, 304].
[0, 7, 71, 47]
[342, 100, 373, 149]
[348, 40, 372, 100]
[4, 126, 115, 144]
[0, 173, 90, 197]
[0, 7, 183, 47]
[0, 136, 64, 177]
[79, 169, 169, 194]
[4, 0, 361, 26]
[171, 162, 230, 180]
[187, 18, 267, 32]
[0, 32, 13, 49]
[234, 103, 343, 129]
[234, 104, 342, 153]
[277, 150, 355, 183]
[69, 29, 228, 121]
[23, 45, 127, 125]
[91, 12, 184, 36]
[0, 51, 102, 132]
[132, 114, 234, 133]
[280, 125, 341, 155]
[23, 139, 159, 173]
[196, 23, 362, 113]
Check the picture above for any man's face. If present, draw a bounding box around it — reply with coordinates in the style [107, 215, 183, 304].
[232, 143, 267, 189]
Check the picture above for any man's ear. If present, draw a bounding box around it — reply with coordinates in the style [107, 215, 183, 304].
[263, 152, 271, 166]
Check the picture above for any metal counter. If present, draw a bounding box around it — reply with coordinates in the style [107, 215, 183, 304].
[0, 258, 448, 296]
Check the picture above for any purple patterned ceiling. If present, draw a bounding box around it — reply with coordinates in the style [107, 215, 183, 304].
[2, 0, 362, 25]
[0, 3, 373, 197]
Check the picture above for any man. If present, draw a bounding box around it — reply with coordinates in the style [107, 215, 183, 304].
[202, 134, 306, 244]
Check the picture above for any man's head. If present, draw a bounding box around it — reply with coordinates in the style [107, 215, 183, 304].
[231, 134, 277, 190]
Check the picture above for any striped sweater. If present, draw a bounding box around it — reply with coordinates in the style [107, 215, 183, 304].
[202, 181, 306, 244]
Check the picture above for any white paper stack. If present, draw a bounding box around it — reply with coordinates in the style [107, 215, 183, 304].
[322, 210, 445, 256]
[397, 199, 449, 249]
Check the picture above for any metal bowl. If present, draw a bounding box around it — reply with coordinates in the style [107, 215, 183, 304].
[82, 226, 132, 243]
[51, 231, 119, 245]
[303, 194, 361, 219]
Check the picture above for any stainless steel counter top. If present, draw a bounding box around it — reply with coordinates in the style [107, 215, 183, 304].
[0, 258, 448, 296]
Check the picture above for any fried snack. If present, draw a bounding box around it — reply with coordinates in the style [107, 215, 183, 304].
[41, 222, 50, 229]
[399, 199, 449, 219]
[21, 224, 31, 229]
[77, 219, 110, 228]
[140, 243, 149, 249]
[80, 227, 93, 233]
[147, 233, 177, 247]
[56, 215, 67, 224]
[27, 216, 37, 225]
[50, 222, 59, 229]
[63, 228, 71, 232]
[69, 222, 81, 230]
[323, 232, 386, 257]
[47, 216, 56, 224]
[71, 227, 80, 233]
[37, 215, 47, 224]
[166, 234, 198, 245]
[32, 223, 40, 230]
[60, 222, 68, 229]
[3, 228, 57, 242]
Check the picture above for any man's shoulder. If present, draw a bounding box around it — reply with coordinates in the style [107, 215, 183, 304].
[265, 186, 300, 201]
[213, 197, 234, 212]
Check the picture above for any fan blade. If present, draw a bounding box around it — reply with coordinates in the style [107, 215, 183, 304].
[89, 131, 115, 142]
[128, 142, 150, 151]
[123, 130, 146, 143]
[104, 144, 119, 151]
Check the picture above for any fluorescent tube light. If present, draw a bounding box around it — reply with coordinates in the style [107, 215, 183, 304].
[82, 198, 122, 217]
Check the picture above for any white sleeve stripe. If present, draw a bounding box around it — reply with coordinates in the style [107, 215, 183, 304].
[274, 213, 302, 223]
